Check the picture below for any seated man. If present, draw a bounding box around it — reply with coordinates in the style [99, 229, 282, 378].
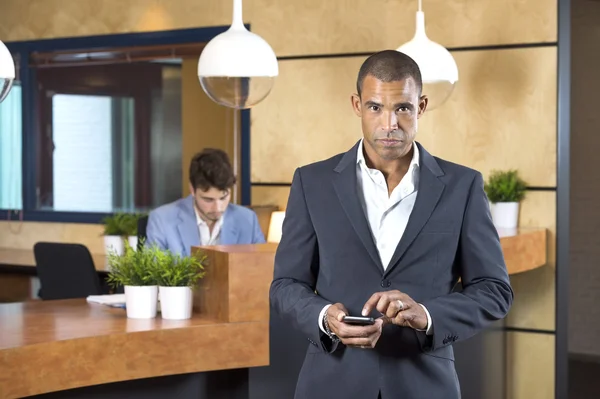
[146, 148, 265, 256]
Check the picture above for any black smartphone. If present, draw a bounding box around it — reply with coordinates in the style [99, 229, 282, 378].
[342, 315, 375, 325]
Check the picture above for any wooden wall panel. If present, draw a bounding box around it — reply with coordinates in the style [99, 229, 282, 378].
[0, 221, 104, 254]
[417, 47, 557, 187]
[0, 0, 556, 56]
[252, 0, 557, 57]
[0, 0, 231, 41]
[252, 48, 557, 186]
[251, 186, 290, 211]
[507, 265, 556, 330]
[251, 57, 365, 183]
[506, 191, 556, 330]
[506, 332, 555, 399]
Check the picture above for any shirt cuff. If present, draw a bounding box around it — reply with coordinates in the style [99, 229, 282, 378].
[418, 304, 433, 335]
[318, 304, 332, 334]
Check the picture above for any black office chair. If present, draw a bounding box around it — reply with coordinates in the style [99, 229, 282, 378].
[33, 242, 103, 300]
[137, 215, 148, 250]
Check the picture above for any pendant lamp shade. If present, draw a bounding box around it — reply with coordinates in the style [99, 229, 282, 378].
[396, 7, 458, 110]
[197, 0, 278, 109]
[0, 39, 15, 103]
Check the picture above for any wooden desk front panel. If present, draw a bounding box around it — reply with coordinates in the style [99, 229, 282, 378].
[0, 300, 269, 399]
[193, 244, 277, 323]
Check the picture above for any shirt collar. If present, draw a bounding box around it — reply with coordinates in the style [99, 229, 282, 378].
[195, 207, 204, 226]
[194, 206, 224, 229]
[356, 139, 420, 171]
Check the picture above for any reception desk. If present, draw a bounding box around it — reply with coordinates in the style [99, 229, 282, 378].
[0, 300, 268, 398]
[0, 244, 276, 399]
[0, 230, 547, 398]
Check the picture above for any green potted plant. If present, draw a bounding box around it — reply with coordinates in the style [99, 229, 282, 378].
[124, 213, 147, 251]
[102, 213, 131, 255]
[106, 240, 160, 319]
[484, 169, 527, 229]
[155, 250, 206, 320]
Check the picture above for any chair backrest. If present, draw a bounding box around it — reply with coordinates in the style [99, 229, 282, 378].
[33, 242, 103, 300]
[137, 215, 148, 250]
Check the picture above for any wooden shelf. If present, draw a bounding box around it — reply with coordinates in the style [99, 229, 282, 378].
[498, 228, 547, 275]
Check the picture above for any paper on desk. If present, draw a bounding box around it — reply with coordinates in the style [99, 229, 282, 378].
[86, 294, 126, 305]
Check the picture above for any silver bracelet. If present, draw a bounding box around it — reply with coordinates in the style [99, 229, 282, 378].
[323, 311, 339, 341]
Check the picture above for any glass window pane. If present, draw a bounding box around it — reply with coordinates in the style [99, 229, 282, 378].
[35, 61, 184, 214]
[0, 82, 23, 210]
[51, 94, 135, 212]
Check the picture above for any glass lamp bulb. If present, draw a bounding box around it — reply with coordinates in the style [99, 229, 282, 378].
[0, 40, 15, 103]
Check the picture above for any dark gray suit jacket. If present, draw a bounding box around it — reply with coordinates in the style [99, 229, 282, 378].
[269, 141, 513, 399]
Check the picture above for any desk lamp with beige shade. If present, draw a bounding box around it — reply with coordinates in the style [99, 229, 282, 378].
[267, 211, 285, 243]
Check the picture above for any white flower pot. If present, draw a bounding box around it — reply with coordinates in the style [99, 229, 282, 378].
[124, 285, 158, 319]
[159, 286, 193, 320]
[104, 235, 124, 255]
[128, 236, 138, 251]
[491, 202, 520, 229]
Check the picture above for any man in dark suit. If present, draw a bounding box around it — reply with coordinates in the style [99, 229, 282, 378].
[269, 50, 513, 399]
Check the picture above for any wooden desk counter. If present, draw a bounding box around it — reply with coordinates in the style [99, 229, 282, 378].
[0, 300, 269, 399]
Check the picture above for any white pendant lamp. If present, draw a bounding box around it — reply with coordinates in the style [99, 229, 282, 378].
[396, 0, 458, 110]
[0, 39, 15, 103]
[197, 0, 278, 109]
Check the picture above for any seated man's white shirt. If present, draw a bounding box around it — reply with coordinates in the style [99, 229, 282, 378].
[195, 208, 224, 246]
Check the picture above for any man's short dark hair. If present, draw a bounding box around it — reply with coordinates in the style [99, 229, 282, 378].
[189, 148, 236, 192]
[356, 50, 422, 97]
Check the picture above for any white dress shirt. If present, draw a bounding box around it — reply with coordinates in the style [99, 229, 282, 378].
[194, 208, 223, 246]
[318, 139, 433, 335]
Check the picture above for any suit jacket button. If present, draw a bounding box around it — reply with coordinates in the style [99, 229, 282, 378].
[380, 279, 391, 288]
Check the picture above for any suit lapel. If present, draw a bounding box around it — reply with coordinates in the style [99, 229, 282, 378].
[384, 144, 445, 276]
[177, 195, 200, 255]
[219, 206, 239, 244]
[332, 141, 385, 273]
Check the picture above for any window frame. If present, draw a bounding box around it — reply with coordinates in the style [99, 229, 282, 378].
[2, 26, 252, 224]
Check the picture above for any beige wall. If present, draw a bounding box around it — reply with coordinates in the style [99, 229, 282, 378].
[0, 0, 556, 54]
[0, 0, 558, 397]
[0, 221, 105, 253]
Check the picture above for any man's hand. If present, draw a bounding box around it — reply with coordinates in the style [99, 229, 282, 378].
[362, 290, 428, 330]
[326, 303, 384, 349]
